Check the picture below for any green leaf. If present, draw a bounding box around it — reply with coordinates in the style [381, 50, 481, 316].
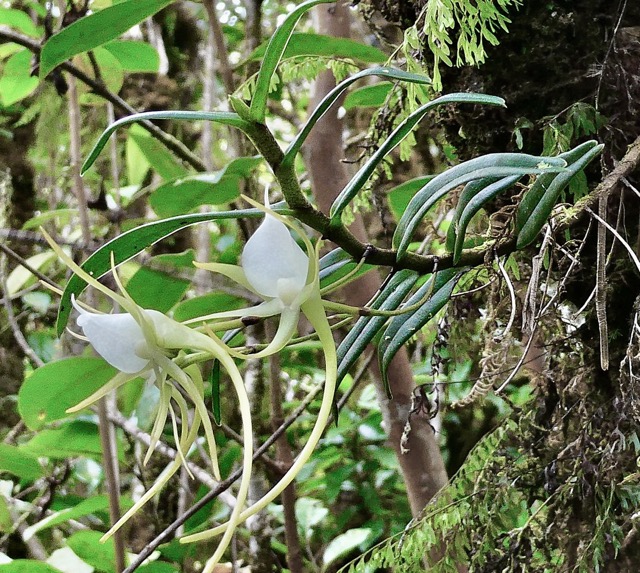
[387, 176, 435, 220]
[450, 175, 521, 264]
[336, 270, 418, 389]
[20, 420, 122, 461]
[172, 293, 246, 323]
[82, 110, 252, 175]
[137, 563, 178, 573]
[379, 269, 464, 390]
[329, 93, 506, 224]
[515, 140, 599, 232]
[249, 0, 334, 123]
[283, 66, 431, 166]
[55, 207, 276, 335]
[18, 357, 118, 430]
[39, 0, 174, 79]
[343, 83, 393, 111]
[210, 360, 222, 426]
[149, 157, 263, 217]
[125, 267, 190, 312]
[67, 531, 116, 573]
[248, 33, 387, 65]
[0, 496, 12, 533]
[323, 528, 373, 569]
[127, 123, 188, 180]
[0, 49, 39, 107]
[77, 48, 124, 101]
[0, 8, 39, 37]
[0, 562, 63, 573]
[517, 143, 604, 248]
[5, 251, 56, 295]
[393, 152, 568, 259]
[0, 444, 44, 481]
[103, 40, 160, 72]
[22, 496, 134, 540]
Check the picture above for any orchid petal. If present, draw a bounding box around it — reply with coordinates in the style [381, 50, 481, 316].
[248, 306, 300, 359]
[193, 261, 256, 294]
[42, 229, 131, 310]
[65, 370, 136, 413]
[242, 214, 308, 299]
[72, 298, 150, 374]
[183, 297, 284, 325]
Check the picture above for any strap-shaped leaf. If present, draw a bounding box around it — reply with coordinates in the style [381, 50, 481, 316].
[39, 0, 173, 79]
[54, 207, 279, 336]
[336, 270, 418, 388]
[451, 175, 521, 264]
[282, 67, 431, 166]
[445, 177, 500, 251]
[515, 140, 599, 232]
[249, 0, 334, 123]
[393, 153, 568, 259]
[319, 248, 353, 280]
[82, 111, 252, 175]
[329, 93, 506, 225]
[517, 143, 604, 249]
[378, 268, 465, 393]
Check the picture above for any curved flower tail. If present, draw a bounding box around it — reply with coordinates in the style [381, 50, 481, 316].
[180, 289, 337, 545]
[199, 336, 254, 572]
[66, 371, 134, 414]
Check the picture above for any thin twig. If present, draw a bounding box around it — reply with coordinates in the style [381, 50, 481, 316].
[267, 321, 304, 573]
[0, 256, 44, 368]
[0, 27, 206, 173]
[68, 72, 126, 573]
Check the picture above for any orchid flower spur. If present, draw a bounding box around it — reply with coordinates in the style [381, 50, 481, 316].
[179, 196, 338, 570]
[42, 230, 253, 563]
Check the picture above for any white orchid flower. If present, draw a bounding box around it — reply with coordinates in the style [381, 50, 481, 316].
[187, 194, 316, 359]
[42, 230, 253, 562]
[179, 196, 338, 573]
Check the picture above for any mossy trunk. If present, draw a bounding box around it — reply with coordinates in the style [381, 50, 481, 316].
[359, 1, 640, 569]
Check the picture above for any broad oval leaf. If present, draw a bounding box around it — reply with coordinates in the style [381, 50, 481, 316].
[39, 0, 174, 79]
[249, 0, 334, 122]
[18, 357, 118, 430]
[20, 420, 123, 461]
[379, 269, 465, 391]
[322, 527, 373, 569]
[343, 83, 393, 111]
[0, 49, 39, 106]
[0, 444, 44, 481]
[103, 40, 160, 73]
[67, 531, 117, 573]
[517, 143, 604, 249]
[0, 8, 39, 37]
[329, 93, 506, 225]
[149, 157, 262, 217]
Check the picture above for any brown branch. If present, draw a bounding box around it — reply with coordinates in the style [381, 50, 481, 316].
[267, 322, 304, 573]
[0, 27, 206, 173]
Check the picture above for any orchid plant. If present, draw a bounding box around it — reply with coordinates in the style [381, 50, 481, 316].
[36, 2, 603, 571]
